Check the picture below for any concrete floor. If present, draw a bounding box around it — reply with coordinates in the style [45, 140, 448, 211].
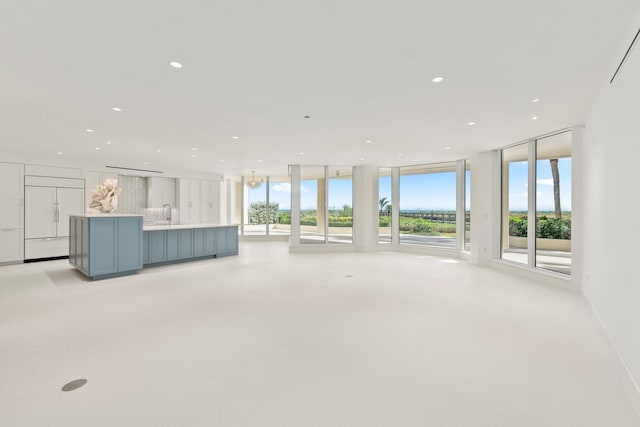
[0, 242, 638, 426]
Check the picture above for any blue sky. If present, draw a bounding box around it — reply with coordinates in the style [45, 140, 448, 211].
[509, 158, 572, 211]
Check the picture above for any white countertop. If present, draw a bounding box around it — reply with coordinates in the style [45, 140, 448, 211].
[143, 223, 238, 231]
[71, 214, 144, 218]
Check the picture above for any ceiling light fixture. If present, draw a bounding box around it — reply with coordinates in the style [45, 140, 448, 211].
[112, 107, 122, 112]
[431, 76, 444, 83]
[191, 154, 196, 158]
[106, 141, 112, 145]
[467, 121, 476, 126]
[532, 116, 538, 120]
[157, 149, 162, 152]
[85, 129, 94, 133]
[169, 61, 183, 68]
[532, 98, 539, 103]
[257, 159, 263, 162]
[444, 146, 452, 150]
[246, 171, 262, 189]
[299, 152, 304, 155]
[232, 136, 239, 140]
[365, 140, 372, 144]
[191, 147, 197, 151]
[95, 147, 101, 150]
[57, 152, 63, 155]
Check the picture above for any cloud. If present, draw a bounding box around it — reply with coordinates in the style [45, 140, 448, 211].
[537, 178, 554, 186]
[301, 185, 309, 193]
[272, 183, 291, 192]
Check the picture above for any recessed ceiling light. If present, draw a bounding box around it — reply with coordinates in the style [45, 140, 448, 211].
[169, 61, 183, 68]
[299, 152, 304, 155]
[191, 154, 196, 158]
[232, 136, 239, 140]
[203, 169, 207, 172]
[95, 147, 101, 150]
[444, 146, 452, 150]
[191, 147, 197, 151]
[106, 141, 112, 145]
[143, 162, 148, 165]
[257, 159, 263, 162]
[532, 98, 539, 103]
[85, 129, 94, 133]
[365, 140, 372, 144]
[220, 159, 224, 162]
[431, 76, 444, 83]
[398, 153, 403, 156]
[413, 159, 419, 162]
[112, 107, 122, 112]
[467, 121, 476, 126]
[157, 149, 162, 152]
[532, 116, 538, 120]
[57, 152, 63, 155]
[360, 157, 365, 161]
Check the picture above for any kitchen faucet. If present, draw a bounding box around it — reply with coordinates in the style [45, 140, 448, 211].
[162, 204, 172, 223]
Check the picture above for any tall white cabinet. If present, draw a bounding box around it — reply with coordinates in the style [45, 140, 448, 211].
[0, 162, 24, 264]
[177, 179, 202, 224]
[24, 170, 84, 260]
[201, 180, 220, 224]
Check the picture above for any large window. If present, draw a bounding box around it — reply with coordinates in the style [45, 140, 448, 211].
[328, 167, 353, 245]
[378, 167, 392, 244]
[501, 130, 572, 275]
[501, 143, 529, 265]
[464, 161, 471, 251]
[399, 163, 457, 248]
[299, 166, 354, 245]
[238, 174, 291, 237]
[268, 177, 292, 236]
[536, 133, 571, 274]
[244, 175, 267, 235]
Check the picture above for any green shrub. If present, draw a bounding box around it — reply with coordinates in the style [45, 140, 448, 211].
[509, 216, 528, 237]
[509, 215, 571, 240]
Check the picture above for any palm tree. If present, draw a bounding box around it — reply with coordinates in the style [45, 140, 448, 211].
[550, 159, 561, 218]
[379, 197, 390, 211]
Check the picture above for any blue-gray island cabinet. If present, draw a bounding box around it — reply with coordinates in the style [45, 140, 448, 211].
[142, 224, 238, 266]
[69, 216, 239, 280]
[69, 215, 144, 280]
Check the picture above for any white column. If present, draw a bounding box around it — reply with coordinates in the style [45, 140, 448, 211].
[571, 125, 584, 289]
[290, 165, 301, 246]
[353, 165, 379, 252]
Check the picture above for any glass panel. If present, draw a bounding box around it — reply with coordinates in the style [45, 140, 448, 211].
[464, 161, 471, 251]
[300, 166, 325, 244]
[399, 163, 457, 248]
[268, 177, 291, 236]
[328, 166, 353, 244]
[536, 132, 572, 274]
[244, 174, 267, 235]
[378, 167, 392, 244]
[501, 143, 529, 264]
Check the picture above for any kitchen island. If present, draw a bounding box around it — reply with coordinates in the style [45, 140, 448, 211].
[69, 214, 238, 280]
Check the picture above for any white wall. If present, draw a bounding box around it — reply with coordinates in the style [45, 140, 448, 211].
[582, 12, 640, 393]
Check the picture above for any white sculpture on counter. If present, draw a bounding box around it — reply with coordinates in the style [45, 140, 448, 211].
[88, 179, 123, 213]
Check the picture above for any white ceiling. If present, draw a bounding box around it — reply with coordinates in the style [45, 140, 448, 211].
[1, 0, 638, 178]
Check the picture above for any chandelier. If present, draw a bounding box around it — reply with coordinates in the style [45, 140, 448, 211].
[246, 170, 262, 189]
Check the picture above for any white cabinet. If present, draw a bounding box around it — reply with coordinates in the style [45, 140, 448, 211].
[25, 176, 84, 259]
[201, 180, 220, 224]
[147, 177, 176, 208]
[0, 162, 24, 263]
[177, 179, 202, 224]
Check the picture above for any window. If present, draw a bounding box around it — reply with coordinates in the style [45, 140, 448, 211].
[378, 167, 392, 244]
[268, 177, 292, 236]
[501, 143, 529, 265]
[300, 166, 324, 244]
[501, 130, 572, 275]
[464, 160, 471, 251]
[244, 175, 267, 235]
[399, 163, 457, 248]
[328, 167, 353, 244]
[536, 132, 571, 274]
